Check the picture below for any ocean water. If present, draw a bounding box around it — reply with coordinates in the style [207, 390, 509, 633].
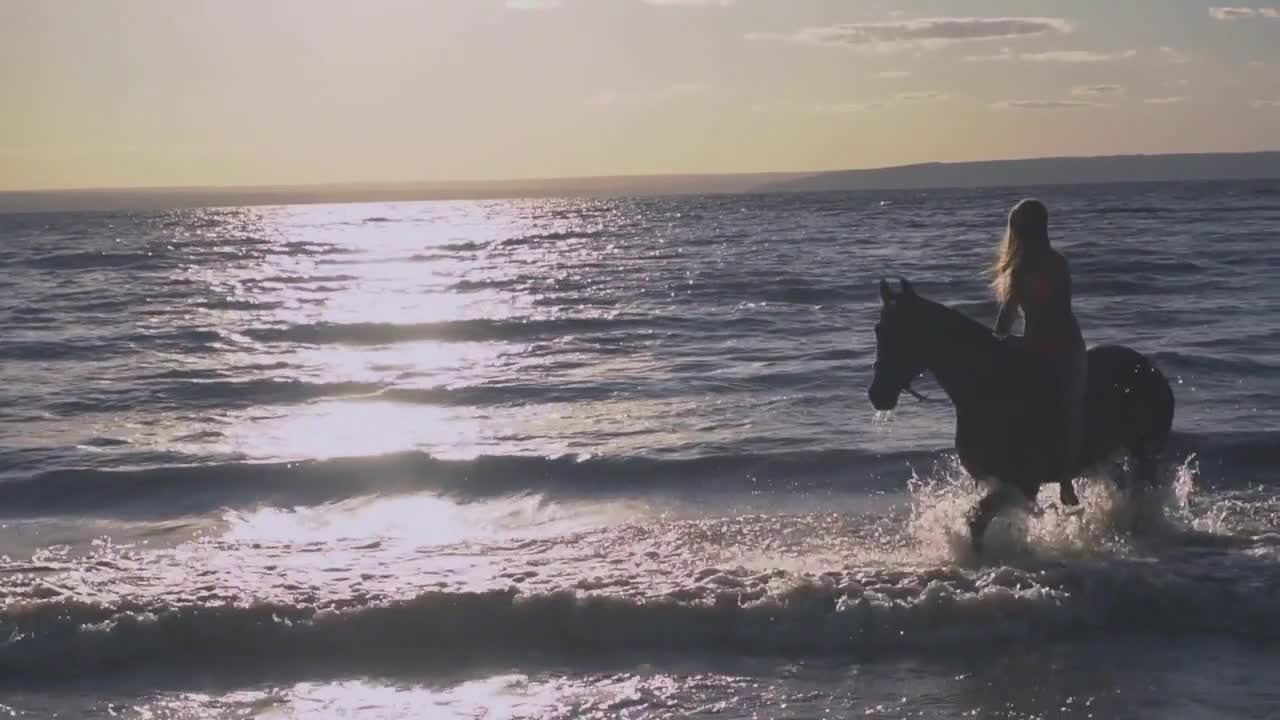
[1, 181, 1279, 719]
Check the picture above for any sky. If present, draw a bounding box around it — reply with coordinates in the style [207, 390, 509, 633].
[2, 0, 1279, 191]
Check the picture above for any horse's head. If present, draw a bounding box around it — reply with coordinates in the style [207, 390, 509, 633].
[868, 277, 928, 411]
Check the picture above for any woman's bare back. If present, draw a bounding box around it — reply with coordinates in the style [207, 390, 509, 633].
[1015, 250, 1083, 356]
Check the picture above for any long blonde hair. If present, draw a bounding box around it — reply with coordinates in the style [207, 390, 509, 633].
[990, 198, 1050, 304]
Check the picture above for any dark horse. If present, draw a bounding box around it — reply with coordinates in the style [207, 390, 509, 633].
[868, 278, 1175, 551]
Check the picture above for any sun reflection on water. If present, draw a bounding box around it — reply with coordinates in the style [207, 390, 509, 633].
[177, 200, 608, 464]
[283, 339, 511, 386]
[218, 400, 485, 461]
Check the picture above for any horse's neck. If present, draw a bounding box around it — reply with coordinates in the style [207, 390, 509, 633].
[919, 300, 1003, 411]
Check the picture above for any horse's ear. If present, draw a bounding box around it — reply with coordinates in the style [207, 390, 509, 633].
[897, 277, 915, 297]
[879, 277, 896, 304]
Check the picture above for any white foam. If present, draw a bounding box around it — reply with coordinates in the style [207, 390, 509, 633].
[901, 452, 1222, 565]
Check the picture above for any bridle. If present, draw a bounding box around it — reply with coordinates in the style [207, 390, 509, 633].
[904, 382, 936, 403]
[873, 277, 942, 405]
[871, 357, 937, 404]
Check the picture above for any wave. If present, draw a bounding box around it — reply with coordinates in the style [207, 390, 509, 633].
[121, 328, 226, 346]
[438, 241, 488, 252]
[195, 298, 286, 311]
[1073, 276, 1214, 297]
[277, 241, 349, 253]
[4, 556, 1278, 685]
[1, 430, 1273, 520]
[37, 368, 864, 417]
[445, 278, 526, 293]
[233, 315, 782, 346]
[668, 278, 868, 306]
[148, 378, 644, 408]
[252, 274, 361, 286]
[6, 305, 55, 318]
[501, 229, 608, 246]
[0, 340, 122, 362]
[757, 281, 865, 306]
[531, 294, 621, 309]
[1149, 350, 1280, 376]
[39, 375, 619, 412]
[1171, 430, 1280, 472]
[240, 317, 643, 345]
[25, 251, 160, 270]
[402, 242, 489, 261]
[0, 448, 930, 519]
[1091, 205, 1175, 216]
[157, 378, 387, 405]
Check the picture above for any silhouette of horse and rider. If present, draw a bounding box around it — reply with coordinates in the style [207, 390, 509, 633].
[868, 199, 1175, 552]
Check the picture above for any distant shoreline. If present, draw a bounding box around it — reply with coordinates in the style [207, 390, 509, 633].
[4, 151, 1279, 214]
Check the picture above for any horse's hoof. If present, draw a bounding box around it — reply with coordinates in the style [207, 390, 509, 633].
[968, 528, 985, 553]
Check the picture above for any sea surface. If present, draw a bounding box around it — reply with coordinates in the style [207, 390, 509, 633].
[1, 181, 1279, 719]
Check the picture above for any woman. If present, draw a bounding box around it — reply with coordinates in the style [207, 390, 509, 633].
[990, 198, 1087, 504]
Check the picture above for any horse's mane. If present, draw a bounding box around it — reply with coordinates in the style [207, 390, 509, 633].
[904, 290, 1050, 414]
[913, 293, 1005, 354]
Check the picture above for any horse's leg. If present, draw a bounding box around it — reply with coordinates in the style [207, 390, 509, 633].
[966, 483, 1021, 553]
[1135, 439, 1167, 493]
[1057, 347, 1087, 510]
[1124, 439, 1170, 533]
[1059, 478, 1080, 507]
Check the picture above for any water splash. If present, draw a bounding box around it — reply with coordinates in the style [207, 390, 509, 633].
[899, 451, 1217, 565]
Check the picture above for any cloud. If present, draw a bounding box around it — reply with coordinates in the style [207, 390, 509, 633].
[753, 101, 884, 114]
[965, 49, 1137, 63]
[992, 99, 1106, 110]
[1072, 84, 1125, 97]
[587, 82, 706, 106]
[1143, 96, 1188, 104]
[506, 0, 561, 8]
[876, 71, 913, 79]
[963, 49, 1016, 62]
[1158, 46, 1192, 64]
[754, 91, 950, 114]
[748, 16, 1072, 52]
[808, 102, 884, 114]
[895, 91, 950, 102]
[1021, 49, 1138, 63]
[1209, 6, 1259, 19]
[1208, 6, 1280, 19]
[1252, 98, 1280, 108]
[510, 0, 738, 6]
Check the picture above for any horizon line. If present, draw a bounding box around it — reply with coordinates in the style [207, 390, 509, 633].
[6, 148, 1280, 197]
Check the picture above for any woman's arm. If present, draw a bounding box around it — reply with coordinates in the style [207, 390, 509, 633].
[994, 297, 1019, 337]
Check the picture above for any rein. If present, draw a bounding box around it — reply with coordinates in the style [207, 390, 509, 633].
[904, 382, 936, 403]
